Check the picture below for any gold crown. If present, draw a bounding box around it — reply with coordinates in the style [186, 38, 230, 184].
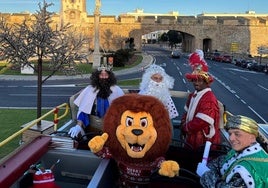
[224, 112, 259, 137]
[186, 69, 213, 83]
[192, 69, 211, 82]
[97, 63, 112, 71]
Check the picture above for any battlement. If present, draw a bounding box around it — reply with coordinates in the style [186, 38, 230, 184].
[2, 11, 268, 26]
[1, 10, 268, 56]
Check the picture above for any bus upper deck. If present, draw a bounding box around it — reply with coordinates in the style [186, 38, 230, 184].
[0, 88, 267, 188]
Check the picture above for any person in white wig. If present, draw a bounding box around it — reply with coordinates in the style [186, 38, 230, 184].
[139, 64, 179, 119]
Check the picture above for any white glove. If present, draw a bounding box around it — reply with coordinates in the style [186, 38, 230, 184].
[196, 162, 210, 177]
[68, 125, 84, 138]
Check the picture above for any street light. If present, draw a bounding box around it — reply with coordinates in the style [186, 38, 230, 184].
[92, 0, 101, 68]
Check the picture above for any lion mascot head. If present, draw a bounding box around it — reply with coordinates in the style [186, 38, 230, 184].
[88, 94, 179, 186]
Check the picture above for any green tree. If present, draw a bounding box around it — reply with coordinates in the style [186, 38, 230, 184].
[0, 1, 89, 125]
[167, 30, 182, 48]
[159, 32, 169, 42]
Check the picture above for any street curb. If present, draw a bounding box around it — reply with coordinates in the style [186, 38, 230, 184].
[0, 54, 153, 81]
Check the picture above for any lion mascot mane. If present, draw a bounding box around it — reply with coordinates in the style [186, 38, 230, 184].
[88, 94, 179, 187]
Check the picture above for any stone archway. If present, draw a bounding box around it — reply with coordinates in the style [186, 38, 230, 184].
[181, 33, 195, 53]
[129, 29, 143, 51]
[203, 38, 212, 53]
[137, 28, 196, 52]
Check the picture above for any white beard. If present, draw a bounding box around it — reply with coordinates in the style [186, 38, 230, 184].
[145, 80, 170, 104]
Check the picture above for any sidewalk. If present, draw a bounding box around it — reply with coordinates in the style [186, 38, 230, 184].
[114, 53, 153, 76]
[0, 54, 153, 81]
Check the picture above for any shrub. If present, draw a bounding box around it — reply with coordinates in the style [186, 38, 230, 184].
[113, 49, 133, 67]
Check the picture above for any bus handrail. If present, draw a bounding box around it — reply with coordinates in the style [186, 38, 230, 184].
[0, 103, 69, 148]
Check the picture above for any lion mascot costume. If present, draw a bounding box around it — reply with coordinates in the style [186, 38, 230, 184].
[88, 94, 179, 187]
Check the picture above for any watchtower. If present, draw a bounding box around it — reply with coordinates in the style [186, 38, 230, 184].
[60, 0, 88, 25]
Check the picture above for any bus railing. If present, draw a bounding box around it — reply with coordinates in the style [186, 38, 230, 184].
[0, 103, 70, 148]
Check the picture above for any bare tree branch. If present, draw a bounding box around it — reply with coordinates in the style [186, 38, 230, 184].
[0, 0, 90, 120]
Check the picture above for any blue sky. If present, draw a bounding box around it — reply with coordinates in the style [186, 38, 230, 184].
[0, 0, 267, 16]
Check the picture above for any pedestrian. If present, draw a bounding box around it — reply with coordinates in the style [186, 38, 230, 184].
[68, 64, 124, 138]
[197, 113, 268, 188]
[139, 64, 179, 119]
[181, 49, 221, 150]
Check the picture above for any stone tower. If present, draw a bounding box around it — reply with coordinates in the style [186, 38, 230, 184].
[60, 0, 88, 25]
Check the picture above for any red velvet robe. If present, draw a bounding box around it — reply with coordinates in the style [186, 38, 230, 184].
[181, 88, 221, 150]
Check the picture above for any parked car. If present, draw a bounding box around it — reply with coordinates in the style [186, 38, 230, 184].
[234, 58, 245, 66]
[248, 63, 266, 72]
[247, 62, 257, 70]
[204, 52, 213, 60]
[171, 50, 181, 58]
[264, 64, 268, 74]
[221, 55, 232, 63]
[212, 52, 221, 61]
[241, 60, 252, 68]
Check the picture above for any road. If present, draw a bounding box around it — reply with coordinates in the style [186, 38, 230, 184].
[1, 45, 268, 124]
[145, 45, 268, 124]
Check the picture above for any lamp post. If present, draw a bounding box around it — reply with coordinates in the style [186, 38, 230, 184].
[92, 0, 101, 68]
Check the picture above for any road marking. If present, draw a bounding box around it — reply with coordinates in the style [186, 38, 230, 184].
[9, 94, 71, 97]
[24, 84, 76, 87]
[229, 71, 236, 75]
[240, 99, 246, 104]
[248, 106, 267, 124]
[211, 73, 267, 123]
[0, 84, 78, 88]
[225, 68, 259, 74]
[235, 94, 240, 99]
[258, 84, 268, 91]
[240, 76, 248, 81]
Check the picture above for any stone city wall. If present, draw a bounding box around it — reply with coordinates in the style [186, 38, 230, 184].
[1, 12, 268, 55]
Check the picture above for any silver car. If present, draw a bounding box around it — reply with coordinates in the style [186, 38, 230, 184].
[171, 50, 181, 58]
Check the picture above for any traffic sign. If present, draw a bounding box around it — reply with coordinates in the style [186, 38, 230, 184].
[258, 46, 268, 54]
[230, 42, 239, 52]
